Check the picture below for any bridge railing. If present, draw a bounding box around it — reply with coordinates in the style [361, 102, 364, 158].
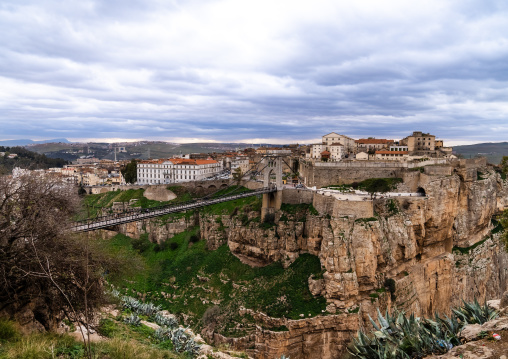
[72, 186, 276, 231]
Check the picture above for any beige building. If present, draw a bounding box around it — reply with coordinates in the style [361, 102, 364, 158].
[355, 139, 394, 153]
[400, 131, 436, 152]
[375, 150, 409, 161]
[322, 132, 356, 153]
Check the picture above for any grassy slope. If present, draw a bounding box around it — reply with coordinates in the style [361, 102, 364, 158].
[108, 229, 326, 337]
[0, 317, 185, 359]
[79, 187, 194, 219]
[78, 186, 327, 337]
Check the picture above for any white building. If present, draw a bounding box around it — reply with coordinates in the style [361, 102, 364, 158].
[137, 158, 222, 185]
[329, 143, 344, 161]
[311, 144, 326, 159]
[322, 132, 356, 153]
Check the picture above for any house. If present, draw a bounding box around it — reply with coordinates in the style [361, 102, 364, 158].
[355, 139, 394, 153]
[375, 150, 409, 161]
[329, 143, 345, 161]
[356, 152, 370, 160]
[322, 132, 356, 153]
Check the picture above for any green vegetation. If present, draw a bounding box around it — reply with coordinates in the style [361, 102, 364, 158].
[0, 146, 67, 174]
[355, 217, 377, 223]
[79, 186, 195, 219]
[387, 199, 399, 215]
[200, 186, 262, 216]
[477, 171, 485, 181]
[121, 159, 138, 183]
[279, 203, 319, 222]
[349, 300, 498, 359]
[452, 237, 489, 255]
[0, 317, 186, 359]
[107, 229, 327, 337]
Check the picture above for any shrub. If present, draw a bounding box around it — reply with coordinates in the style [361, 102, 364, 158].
[97, 318, 119, 338]
[169, 242, 179, 250]
[0, 318, 20, 343]
[202, 305, 221, 327]
[189, 235, 200, 243]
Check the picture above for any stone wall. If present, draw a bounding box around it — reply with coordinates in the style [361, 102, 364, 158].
[300, 162, 404, 188]
[424, 165, 453, 176]
[281, 189, 314, 205]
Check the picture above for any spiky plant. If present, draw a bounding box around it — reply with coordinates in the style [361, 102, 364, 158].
[452, 299, 498, 325]
[124, 313, 141, 327]
[154, 313, 178, 329]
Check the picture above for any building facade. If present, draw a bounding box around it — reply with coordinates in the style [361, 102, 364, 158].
[137, 158, 222, 185]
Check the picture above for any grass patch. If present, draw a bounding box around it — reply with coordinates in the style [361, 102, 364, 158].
[107, 231, 327, 337]
[355, 217, 377, 223]
[452, 237, 489, 255]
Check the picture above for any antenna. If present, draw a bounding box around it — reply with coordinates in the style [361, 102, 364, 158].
[114, 146, 117, 162]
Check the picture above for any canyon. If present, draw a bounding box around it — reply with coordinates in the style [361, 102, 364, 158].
[115, 160, 508, 359]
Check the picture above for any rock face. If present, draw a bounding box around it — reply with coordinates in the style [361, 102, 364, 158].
[196, 168, 508, 358]
[116, 165, 508, 359]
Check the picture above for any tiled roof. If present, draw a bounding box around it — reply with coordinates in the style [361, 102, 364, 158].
[356, 139, 394, 144]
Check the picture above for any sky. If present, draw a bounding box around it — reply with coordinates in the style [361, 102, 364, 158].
[0, 0, 507, 145]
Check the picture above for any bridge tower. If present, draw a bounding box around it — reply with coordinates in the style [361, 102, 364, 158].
[261, 156, 283, 222]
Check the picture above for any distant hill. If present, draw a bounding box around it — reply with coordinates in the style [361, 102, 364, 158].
[453, 142, 508, 165]
[0, 138, 70, 146]
[29, 141, 282, 161]
[0, 146, 67, 174]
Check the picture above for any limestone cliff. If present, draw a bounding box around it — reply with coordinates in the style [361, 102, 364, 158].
[195, 168, 508, 358]
[114, 166, 508, 359]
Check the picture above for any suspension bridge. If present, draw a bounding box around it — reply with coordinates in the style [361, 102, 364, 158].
[72, 156, 290, 232]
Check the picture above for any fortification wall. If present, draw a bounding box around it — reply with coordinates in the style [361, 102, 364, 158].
[424, 165, 453, 176]
[281, 189, 314, 204]
[301, 163, 404, 188]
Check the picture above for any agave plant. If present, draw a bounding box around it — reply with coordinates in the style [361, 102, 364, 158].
[154, 312, 178, 329]
[452, 299, 498, 325]
[349, 308, 461, 359]
[124, 313, 141, 327]
[154, 327, 173, 341]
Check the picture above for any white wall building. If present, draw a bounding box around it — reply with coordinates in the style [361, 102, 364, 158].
[311, 144, 326, 159]
[329, 143, 344, 161]
[137, 158, 222, 185]
[322, 132, 356, 153]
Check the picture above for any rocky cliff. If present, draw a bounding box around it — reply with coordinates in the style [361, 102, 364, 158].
[115, 166, 508, 359]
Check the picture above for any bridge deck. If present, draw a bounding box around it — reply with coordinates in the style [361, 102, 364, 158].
[72, 186, 276, 232]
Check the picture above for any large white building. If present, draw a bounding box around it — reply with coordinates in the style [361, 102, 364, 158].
[137, 158, 222, 185]
[311, 142, 345, 161]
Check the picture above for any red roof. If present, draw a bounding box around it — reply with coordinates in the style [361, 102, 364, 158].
[320, 150, 330, 155]
[356, 139, 394, 144]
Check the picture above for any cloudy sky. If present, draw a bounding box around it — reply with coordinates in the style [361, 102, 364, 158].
[1, 0, 507, 145]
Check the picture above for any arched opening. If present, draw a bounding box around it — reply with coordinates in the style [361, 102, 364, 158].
[417, 187, 426, 196]
[220, 183, 228, 188]
[208, 185, 217, 190]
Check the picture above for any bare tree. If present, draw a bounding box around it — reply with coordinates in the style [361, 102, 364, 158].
[0, 173, 132, 355]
